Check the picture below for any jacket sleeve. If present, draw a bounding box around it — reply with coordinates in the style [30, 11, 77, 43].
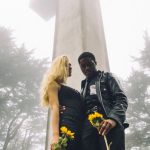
[106, 73, 128, 126]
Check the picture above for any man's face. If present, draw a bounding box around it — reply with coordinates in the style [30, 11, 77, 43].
[79, 57, 97, 78]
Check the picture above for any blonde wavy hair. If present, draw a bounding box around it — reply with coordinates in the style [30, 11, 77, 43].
[40, 55, 69, 107]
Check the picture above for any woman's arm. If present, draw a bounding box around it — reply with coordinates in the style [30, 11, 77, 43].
[48, 83, 60, 145]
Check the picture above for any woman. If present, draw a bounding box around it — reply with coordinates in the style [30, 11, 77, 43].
[40, 55, 83, 150]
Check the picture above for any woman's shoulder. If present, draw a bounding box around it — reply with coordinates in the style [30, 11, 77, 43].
[48, 80, 61, 90]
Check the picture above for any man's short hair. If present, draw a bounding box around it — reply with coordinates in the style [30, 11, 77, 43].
[78, 52, 96, 64]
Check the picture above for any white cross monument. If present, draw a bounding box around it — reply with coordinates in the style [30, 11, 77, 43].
[30, 0, 110, 149]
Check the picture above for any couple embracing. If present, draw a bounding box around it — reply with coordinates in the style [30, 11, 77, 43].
[40, 52, 128, 150]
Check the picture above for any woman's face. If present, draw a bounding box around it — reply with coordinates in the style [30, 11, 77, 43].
[66, 62, 72, 77]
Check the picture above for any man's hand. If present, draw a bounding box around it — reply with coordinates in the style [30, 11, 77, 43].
[99, 119, 117, 136]
[59, 105, 66, 114]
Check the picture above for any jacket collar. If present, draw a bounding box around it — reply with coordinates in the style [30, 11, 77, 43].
[81, 70, 102, 88]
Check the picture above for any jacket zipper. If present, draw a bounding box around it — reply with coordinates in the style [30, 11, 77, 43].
[96, 72, 108, 116]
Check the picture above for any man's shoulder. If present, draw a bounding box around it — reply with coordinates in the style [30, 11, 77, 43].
[102, 71, 124, 88]
[98, 70, 113, 78]
[98, 71, 120, 83]
[101, 71, 117, 79]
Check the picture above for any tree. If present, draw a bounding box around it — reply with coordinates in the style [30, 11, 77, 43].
[125, 31, 150, 149]
[0, 26, 49, 150]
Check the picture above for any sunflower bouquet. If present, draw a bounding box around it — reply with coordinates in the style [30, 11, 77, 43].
[53, 126, 75, 150]
[88, 112, 112, 150]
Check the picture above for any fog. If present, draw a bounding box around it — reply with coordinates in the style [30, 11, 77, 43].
[0, 0, 150, 149]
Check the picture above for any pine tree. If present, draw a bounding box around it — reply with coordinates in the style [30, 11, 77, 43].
[0, 26, 49, 150]
[126, 31, 150, 149]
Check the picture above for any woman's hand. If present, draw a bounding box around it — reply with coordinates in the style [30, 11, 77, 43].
[50, 135, 59, 150]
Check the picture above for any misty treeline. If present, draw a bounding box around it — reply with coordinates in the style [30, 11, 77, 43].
[125, 31, 150, 150]
[0, 26, 150, 150]
[0, 26, 49, 150]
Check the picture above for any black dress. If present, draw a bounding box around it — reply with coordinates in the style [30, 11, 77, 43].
[59, 85, 84, 150]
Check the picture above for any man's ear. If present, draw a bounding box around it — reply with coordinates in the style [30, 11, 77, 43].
[91, 59, 97, 65]
[93, 60, 97, 65]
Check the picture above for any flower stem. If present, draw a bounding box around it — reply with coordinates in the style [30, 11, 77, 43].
[104, 135, 110, 150]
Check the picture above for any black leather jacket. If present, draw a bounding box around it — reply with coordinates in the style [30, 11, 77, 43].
[81, 71, 129, 128]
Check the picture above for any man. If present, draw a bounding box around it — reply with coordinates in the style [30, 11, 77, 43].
[78, 52, 128, 150]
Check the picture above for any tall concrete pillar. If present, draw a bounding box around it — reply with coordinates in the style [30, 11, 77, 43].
[53, 0, 109, 89]
[30, 0, 109, 149]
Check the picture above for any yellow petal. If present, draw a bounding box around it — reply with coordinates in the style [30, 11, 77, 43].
[60, 126, 68, 133]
